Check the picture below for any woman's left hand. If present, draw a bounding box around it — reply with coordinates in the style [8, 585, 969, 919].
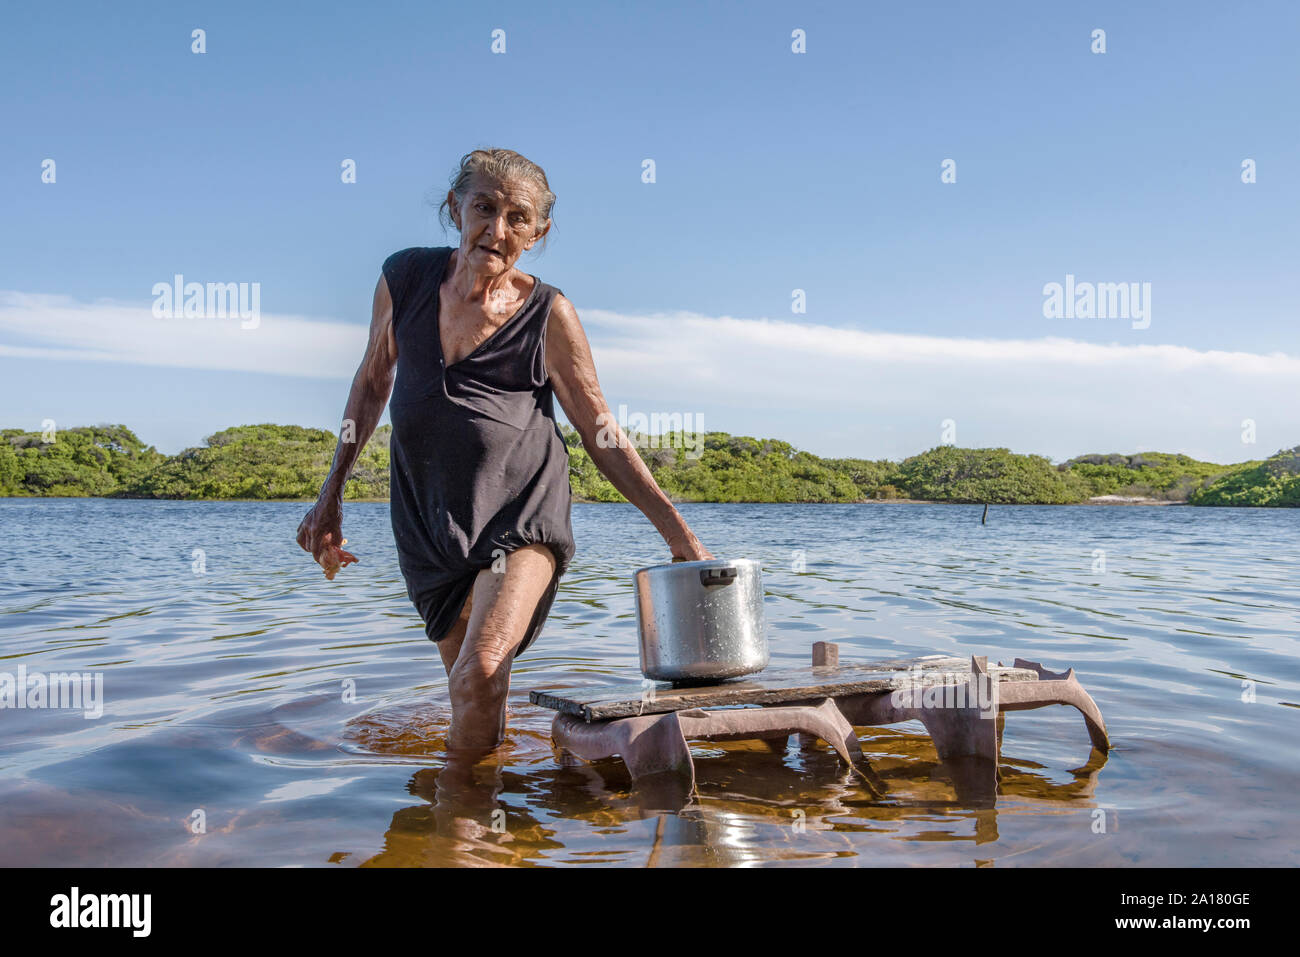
[668, 530, 713, 562]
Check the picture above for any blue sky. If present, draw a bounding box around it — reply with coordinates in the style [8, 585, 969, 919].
[2, 0, 1298, 462]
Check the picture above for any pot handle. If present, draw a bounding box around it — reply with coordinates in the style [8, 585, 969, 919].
[699, 566, 738, 587]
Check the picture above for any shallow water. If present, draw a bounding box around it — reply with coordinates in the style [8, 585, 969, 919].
[0, 498, 1296, 867]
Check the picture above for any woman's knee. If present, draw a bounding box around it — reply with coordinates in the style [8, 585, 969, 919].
[448, 646, 510, 708]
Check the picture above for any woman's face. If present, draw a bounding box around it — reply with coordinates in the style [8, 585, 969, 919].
[449, 174, 548, 276]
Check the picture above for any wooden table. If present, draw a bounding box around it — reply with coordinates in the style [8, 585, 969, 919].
[530, 643, 1109, 805]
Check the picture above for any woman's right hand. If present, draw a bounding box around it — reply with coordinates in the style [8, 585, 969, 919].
[296, 495, 358, 581]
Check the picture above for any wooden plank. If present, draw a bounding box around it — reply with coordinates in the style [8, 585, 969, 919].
[529, 656, 1038, 722]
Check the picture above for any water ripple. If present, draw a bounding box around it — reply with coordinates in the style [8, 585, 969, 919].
[0, 499, 1297, 865]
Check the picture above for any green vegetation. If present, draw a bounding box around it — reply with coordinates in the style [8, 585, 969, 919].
[892, 446, 1086, 504]
[124, 424, 391, 500]
[1061, 451, 1239, 502]
[1187, 446, 1300, 507]
[0, 425, 165, 497]
[2, 421, 1296, 506]
[1, 424, 389, 500]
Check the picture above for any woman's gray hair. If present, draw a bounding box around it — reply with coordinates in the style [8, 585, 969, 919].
[436, 148, 556, 250]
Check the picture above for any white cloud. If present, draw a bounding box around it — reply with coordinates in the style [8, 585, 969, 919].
[579, 309, 1300, 377]
[3, 292, 1297, 462]
[0, 291, 363, 379]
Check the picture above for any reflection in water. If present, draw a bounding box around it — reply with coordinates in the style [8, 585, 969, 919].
[1, 498, 1298, 866]
[368, 763, 527, 868]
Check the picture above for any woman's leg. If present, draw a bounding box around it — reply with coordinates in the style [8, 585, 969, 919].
[437, 591, 473, 676]
[446, 544, 557, 752]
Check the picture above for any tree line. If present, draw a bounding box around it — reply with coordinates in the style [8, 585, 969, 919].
[2, 422, 1296, 506]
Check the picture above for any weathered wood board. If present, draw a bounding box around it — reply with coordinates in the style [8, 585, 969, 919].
[529, 655, 1038, 722]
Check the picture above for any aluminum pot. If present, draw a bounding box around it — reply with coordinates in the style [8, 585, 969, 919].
[634, 558, 769, 684]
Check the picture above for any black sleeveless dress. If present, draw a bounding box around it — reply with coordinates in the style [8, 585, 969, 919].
[381, 246, 576, 657]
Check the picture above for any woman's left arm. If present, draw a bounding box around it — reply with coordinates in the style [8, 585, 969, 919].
[545, 294, 713, 562]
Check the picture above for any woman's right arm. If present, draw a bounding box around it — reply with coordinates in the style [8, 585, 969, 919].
[295, 274, 398, 578]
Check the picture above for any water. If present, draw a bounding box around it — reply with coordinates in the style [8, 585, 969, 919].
[1, 498, 1297, 866]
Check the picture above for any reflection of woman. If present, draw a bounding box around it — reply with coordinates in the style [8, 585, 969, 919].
[297, 148, 712, 753]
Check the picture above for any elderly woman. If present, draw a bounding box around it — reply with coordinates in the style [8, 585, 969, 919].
[297, 148, 713, 754]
